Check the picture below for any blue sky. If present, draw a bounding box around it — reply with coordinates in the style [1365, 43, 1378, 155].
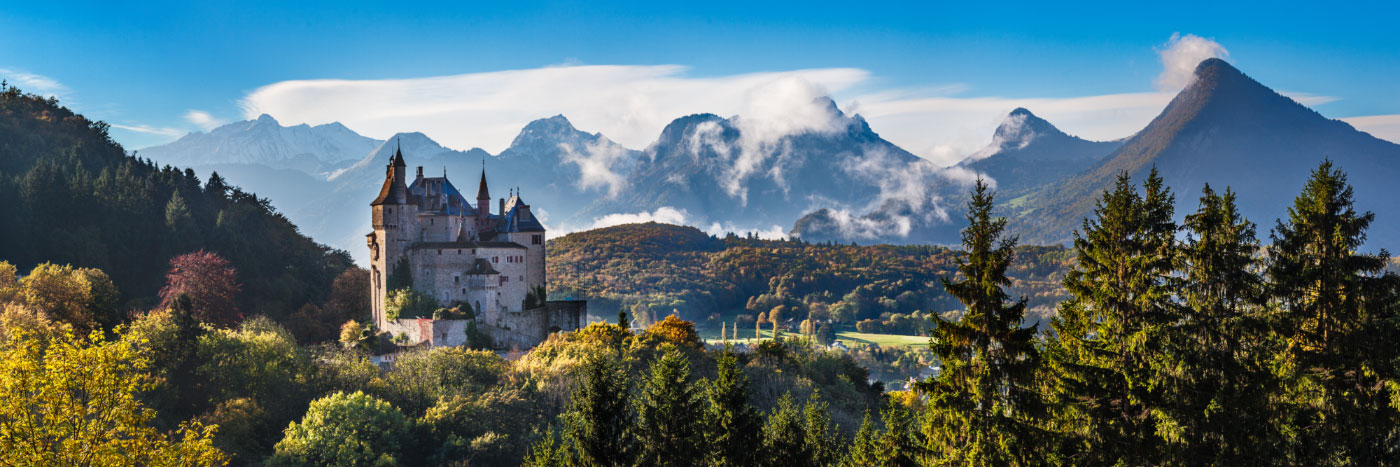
[3, 1, 1398, 163]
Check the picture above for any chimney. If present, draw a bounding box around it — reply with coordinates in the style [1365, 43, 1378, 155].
[499, 198, 505, 216]
[416, 166, 423, 181]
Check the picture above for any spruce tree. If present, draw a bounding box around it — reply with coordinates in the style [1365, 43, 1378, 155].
[761, 395, 811, 467]
[563, 353, 635, 467]
[844, 413, 879, 467]
[917, 178, 1042, 466]
[1266, 160, 1400, 464]
[1044, 169, 1179, 465]
[802, 395, 843, 467]
[635, 347, 703, 467]
[703, 347, 762, 466]
[1165, 184, 1278, 463]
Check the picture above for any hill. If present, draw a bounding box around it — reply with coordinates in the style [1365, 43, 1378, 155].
[1017, 58, 1400, 245]
[546, 222, 1071, 326]
[0, 84, 351, 315]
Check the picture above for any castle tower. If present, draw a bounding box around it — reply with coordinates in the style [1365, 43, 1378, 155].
[368, 147, 419, 327]
[476, 167, 490, 221]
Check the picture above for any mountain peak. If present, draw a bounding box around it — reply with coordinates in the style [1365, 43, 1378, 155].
[507, 115, 588, 151]
[1194, 57, 1237, 77]
[991, 107, 1062, 145]
[254, 113, 278, 124]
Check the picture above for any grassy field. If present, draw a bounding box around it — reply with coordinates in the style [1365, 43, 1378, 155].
[835, 331, 928, 348]
[698, 328, 929, 349]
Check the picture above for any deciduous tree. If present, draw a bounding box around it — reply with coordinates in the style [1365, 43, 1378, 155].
[159, 250, 242, 327]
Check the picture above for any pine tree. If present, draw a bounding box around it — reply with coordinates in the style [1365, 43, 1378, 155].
[802, 394, 843, 467]
[563, 353, 635, 467]
[1165, 184, 1279, 462]
[844, 413, 880, 467]
[1044, 169, 1180, 465]
[874, 401, 923, 466]
[760, 395, 810, 467]
[917, 178, 1042, 466]
[704, 347, 762, 467]
[164, 189, 198, 250]
[1266, 160, 1400, 464]
[635, 347, 703, 467]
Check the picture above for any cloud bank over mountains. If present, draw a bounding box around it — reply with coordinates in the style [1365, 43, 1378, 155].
[231, 33, 1368, 168]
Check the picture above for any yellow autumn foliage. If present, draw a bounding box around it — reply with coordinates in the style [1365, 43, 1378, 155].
[0, 327, 228, 466]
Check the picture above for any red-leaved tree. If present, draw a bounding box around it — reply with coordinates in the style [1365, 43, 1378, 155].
[159, 250, 243, 327]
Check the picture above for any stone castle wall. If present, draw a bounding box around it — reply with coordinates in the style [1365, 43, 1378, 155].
[378, 300, 584, 350]
[380, 318, 469, 348]
[483, 300, 587, 349]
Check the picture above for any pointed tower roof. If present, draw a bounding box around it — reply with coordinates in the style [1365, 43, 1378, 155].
[372, 148, 411, 206]
[391, 142, 406, 168]
[476, 167, 490, 200]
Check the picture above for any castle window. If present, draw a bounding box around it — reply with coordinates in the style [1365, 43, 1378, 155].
[438, 250, 442, 255]
[431, 219, 434, 225]
[457, 249, 462, 254]
[493, 256, 498, 263]
[532, 235, 542, 245]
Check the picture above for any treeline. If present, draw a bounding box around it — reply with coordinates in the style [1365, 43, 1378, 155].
[547, 222, 1071, 328]
[0, 83, 350, 319]
[0, 290, 881, 465]
[901, 164, 1396, 465]
[528, 161, 1400, 466]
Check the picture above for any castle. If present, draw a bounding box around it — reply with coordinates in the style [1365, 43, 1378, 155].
[367, 148, 584, 348]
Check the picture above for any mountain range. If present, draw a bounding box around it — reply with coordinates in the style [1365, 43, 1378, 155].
[140, 58, 1400, 263]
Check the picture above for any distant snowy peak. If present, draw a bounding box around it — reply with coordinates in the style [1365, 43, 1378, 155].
[140, 114, 382, 170]
[966, 107, 1112, 162]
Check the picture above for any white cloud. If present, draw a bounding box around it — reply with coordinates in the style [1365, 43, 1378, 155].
[853, 91, 1173, 165]
[233, 33, 1351, 171]
[1155, 33, 1230, 91]
[704, 222, 789, 240]
[1279, 91, 1340, 107]
[184, 110, 226, 132]
[240, 65, 868, 154]
[109, 123, 183, 137]
[558, 138, 632, 197]
[587, 206, 691, 230]
[0, 68, 68, 98]
[1344, 114, 1400, 144]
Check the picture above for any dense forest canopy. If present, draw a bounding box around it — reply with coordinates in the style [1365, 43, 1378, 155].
[547, 223, 1071, 327]
[0, 83, 351, 317]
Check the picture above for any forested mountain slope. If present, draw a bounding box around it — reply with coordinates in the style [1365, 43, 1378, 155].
[547, 222, 1071, 325]
[0, 84, 351, 315]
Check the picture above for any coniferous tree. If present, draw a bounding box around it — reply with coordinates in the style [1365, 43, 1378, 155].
[164, 189, 199, 251]
[917, 178, 1042, 466]
[1266, 160, 1400, 464]
[802, 395, 844, 467]
[704, 347, 762, 467]
[1165, 184, 1279, 463]
[874, 401, 923, 466]
[844, 413, 880, 467]
[761, 394, 811, 467]
[563, 353, 635, 467]
[1044, 169, 1179, 465]
[635, 347, 703, 467]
